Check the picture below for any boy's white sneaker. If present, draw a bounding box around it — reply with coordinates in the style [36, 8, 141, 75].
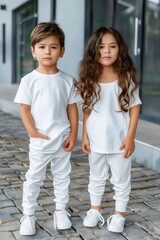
[20, 215, 36, 235]
[83, 209, 105, 227]
[54, 210, 72, 230]
[107, 214, 125, 233]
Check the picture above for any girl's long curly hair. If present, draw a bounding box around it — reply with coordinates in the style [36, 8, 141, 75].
[75, 27, 139, 112]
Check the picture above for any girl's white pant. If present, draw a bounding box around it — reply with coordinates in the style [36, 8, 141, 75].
[88, 152, 131, 212]
[22, 146, 71, 215]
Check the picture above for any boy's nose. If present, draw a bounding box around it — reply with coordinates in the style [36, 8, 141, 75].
[45, 48, 51, 54]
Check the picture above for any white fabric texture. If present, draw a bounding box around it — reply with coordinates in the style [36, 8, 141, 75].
[86, 80, 142, 154]
[22, 146, 71, 215]
[14, 70, 81, 153]
[88, 152, 131, 212]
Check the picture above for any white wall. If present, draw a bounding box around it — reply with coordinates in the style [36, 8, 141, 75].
[0, 0, 26, 84]
[56, 0, 85, 78]
[38, 0, 52, 22]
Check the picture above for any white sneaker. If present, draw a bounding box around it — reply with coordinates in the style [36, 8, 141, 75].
[20, 215, 36, 235]
[54, 210, 72, 230]
[107, 214, 125, 233]
[83, 209, 105, 227]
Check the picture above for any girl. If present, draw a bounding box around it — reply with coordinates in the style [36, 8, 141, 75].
[76, 27, 141, 233]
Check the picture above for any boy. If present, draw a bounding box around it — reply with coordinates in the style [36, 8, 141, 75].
[14, 22, 80, 235]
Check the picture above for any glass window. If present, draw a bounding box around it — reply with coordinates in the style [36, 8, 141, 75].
[142, 0, 160, 123]
[114, 0, 143, 76]
[85, 0, 114, 44]
[13, 0, 37, 83]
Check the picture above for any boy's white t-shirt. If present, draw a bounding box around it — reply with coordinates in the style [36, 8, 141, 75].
[14, 70, 80, 153]
[86, 80, 142, 154]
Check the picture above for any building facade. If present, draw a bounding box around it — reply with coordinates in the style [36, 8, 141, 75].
[0, 0, 160, 124]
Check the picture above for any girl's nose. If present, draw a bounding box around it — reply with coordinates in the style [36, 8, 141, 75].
[105, 47, 110, 53]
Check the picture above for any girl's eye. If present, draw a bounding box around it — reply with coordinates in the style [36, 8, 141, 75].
[99, 45, 104, 49]
[110, 45, 116, 48]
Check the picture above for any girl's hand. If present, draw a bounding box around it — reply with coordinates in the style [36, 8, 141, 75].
[29, 131, 50, 140]
[63, 134, 76, 152]
[119, 136, 135, 158]
[82, 137, 91, 154]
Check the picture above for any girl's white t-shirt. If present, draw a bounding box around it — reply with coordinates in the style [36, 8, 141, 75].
[14, 70, 80, 153]
[86, 80, 142, 154]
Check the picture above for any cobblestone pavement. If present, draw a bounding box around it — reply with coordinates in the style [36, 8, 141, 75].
[1, 110, 160, 240]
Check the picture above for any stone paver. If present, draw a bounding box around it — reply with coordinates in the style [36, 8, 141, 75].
[0, 110, 160, 240]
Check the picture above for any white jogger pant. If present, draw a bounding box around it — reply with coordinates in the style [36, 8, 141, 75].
[22, 146, 71, 215]
[88, 152, 131, 212]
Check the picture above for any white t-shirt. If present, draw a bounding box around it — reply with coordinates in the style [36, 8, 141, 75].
[14, 70, 80, 153]
[86, 80, 142, 154]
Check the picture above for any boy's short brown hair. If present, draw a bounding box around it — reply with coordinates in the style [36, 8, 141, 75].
[30, 22, 65, 48]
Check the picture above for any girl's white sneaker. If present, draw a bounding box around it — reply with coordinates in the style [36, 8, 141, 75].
[107, 214, 125, 233]
[83, 209, 105, 227]
[20, 215, 36, 235]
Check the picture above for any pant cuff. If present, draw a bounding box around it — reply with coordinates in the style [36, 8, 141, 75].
[115, 200, 128, 212]
[23, 208, 35, 215]
[55, 203, 66, 210]
[90, 194, 102, 206]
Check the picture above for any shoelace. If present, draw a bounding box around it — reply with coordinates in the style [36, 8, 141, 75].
[88, 210, 105, 227]
[107, 215, 113, 225]
[54, 210, 71, 229]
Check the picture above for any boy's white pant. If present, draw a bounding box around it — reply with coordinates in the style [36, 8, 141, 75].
[88, 152, 131, 212]
[22, 146, 71, 215]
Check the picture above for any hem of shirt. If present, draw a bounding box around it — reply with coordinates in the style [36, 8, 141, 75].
[91, 148, 125, 154]
[14, 100, 31, 105]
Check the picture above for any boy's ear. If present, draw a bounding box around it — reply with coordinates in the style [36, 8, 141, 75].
[31, 46, 35, 57]
[60, 47, 65, 58]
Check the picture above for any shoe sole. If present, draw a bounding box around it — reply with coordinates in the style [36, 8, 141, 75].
[107, 225, 123, 233]
[55, 222, 72, 230]
[83, 223, 97, 228]
[56, 225, 72, 230]
[20, 230, 36, 236]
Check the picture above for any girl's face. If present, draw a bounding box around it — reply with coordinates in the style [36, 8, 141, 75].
[98, 33, 119, 67]
[31, 35, 64, 73]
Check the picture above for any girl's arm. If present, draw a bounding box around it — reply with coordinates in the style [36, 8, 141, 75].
[20, 104, 50, 139]
[82, 108, 92, 154]
[120, 104, 141, 158]
[63, 103, 78, 152]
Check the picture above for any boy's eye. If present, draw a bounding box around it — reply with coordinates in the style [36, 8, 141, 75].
[39, 46, 45, 49]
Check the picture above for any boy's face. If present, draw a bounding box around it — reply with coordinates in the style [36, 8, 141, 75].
[31, 35, 64, 71]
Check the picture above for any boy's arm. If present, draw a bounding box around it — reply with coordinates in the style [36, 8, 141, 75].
[120, 104, 141, 158]
[63, 103, 78, 151]
[82, 108, 91, 154]
[20, 104, 50, 140]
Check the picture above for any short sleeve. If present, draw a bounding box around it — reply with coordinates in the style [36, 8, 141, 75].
[14, 78, 31, 105]
[129, 83, 142, 108]
[68, 81, 82, 104]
